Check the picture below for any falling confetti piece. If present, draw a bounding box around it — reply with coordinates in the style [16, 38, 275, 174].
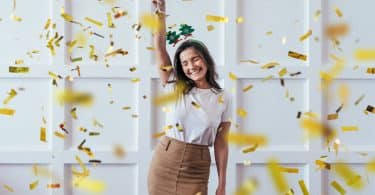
[331, 180, 346, 194]
[300, 30, 312, 42]
[29, 180, 39, 190]
[141, 12, 161, 32]
[325, 23, 349, 39]
[73, 177, 106, 193]
[237, 108, 247, 118]
[334, 6, 343, 17]
[242, 144, 258, 153]
[288, 51, 307, 61]
[227, 132, 267, 146]
[261, 62, 279, 69]
[229, 72, 237, 80]
[267, 158, 289, 193]
[236, 16, 244, 24]
[3, 89, 17, 104]
[341, 126, 358, 131]
[55, 89, 93, 107]
[240, 60, 259, 64]
[47, 184, 60, 188]
[3, 184, 14, 192]
[9, 66, 29, 73]
[234, 178, 257, 195]
[242, 84, 253, 92]
[298, 180, 309, 195]
[207, 24, 215, 31]
[354, 49, 375, 60]
[206, 15, 228, 23]
[84, 17, 103, 27]
[334, 162, 364, 189]
[280, 167, 299, 173]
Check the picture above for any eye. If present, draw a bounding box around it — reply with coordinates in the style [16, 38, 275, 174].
[193, 57, 200, 62]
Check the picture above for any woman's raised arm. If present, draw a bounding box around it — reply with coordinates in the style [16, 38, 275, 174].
[152, 0, 172, 86]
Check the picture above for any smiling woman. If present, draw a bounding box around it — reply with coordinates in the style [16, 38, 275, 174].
[148, 0, 232, 195]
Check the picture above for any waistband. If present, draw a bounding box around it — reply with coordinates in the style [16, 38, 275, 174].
[160, 136, 209, 150]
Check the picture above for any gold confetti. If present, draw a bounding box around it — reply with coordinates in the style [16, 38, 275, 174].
[105, 48, 128, 57]
[207, 24, 215, 31]
[242, 144, 258, 153]
[153, 131, 166, 138]
[140, 12, 160, 32]
[107, 12, 115, 28]
[54, 131, 65, 139]
[73, 177, 106, 193]
[288, 51, 307, 61]
[261, 75, 273, 82]
[234, 178, 257, 195]
[367, 159, 375, 172]
[29, 180, 39, 190]
[236, 16, 244, 24]
[3, 184, 14, 192]
[367, 67, 375, 74]
[261, 62, 279, 69]
[84, 17, 103, 27]
[280, 167, 299, 173]
[70, 107, 78, 119]
[298, 180, 309, 195]
[10, 13, 22, 22]
[240, 60, 259, 64]
[334, 6, 343, 17]
[131, 78, 140, 83]
[300, 29, 312, 42]
[315, 159, 331, 170]
[338, 84, 349, 105]
[313, 10, 321, 21]
[325, 23, 349, 39]
[354, 49, 375, 60]
[74, 31, 88, 48]
[243, 84, 253, 92]
[60, 7, 73, 22]
[40, 127, 47, 142]
[191, 101, 201, 109]
[55, 89, 93, 107]
[229, 72, 237, 80]
[327, 113, 338, 120]
[334, 162, 364, 189]
[279, 68, 287, 77]
[92, 118, 104, 128]
[331, 180, 346, 194]
[266, 31, 272, 36]
[3, 89, 17, 104]
[89, 132, 100, 136]
[113, 144, 126, 158]
[206, 15, 228, 23]
[47, 183, 60, 188]
[237, 108, 247, 118]
[227, 132, 267, 146]
[70, 56, 82, 62]
[267, 158, 289, 193]
[9, 66, 29, 73]
[341, 126, 358, 131]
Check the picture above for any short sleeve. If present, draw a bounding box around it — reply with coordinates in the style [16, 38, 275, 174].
[221, 90, 232, 122]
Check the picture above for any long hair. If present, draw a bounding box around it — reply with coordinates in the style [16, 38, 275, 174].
[173, 39, 222, 94]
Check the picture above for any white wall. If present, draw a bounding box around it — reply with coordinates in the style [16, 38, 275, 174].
[0, 0, 375, 194]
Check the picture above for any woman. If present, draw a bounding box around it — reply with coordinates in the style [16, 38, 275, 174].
[148, 0, 232, 194]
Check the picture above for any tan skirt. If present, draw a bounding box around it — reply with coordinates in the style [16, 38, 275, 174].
[148, 136, 211, 195]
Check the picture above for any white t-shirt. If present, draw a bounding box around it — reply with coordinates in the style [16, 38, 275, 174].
[162, 77, 232, 146]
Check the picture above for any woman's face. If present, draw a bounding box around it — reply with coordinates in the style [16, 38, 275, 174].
[179, 47, 208, 83]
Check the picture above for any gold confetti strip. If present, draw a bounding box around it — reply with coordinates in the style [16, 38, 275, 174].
[366, 105, 374, 113]
[334, 163, 364, 189]
[338, 84, 349, 105]
[33, 164, 38, 176]
[266, 31, 272, 36]
[122, 106, 131, 110]
[54, 131, 65, 139]
[176, 123, 184, 131]
[70, 56, 82, 62]
[153, 131, 166, 138]
[114, 9, 127, 19]
[55, 89, 93, 107]
[314, 10, 321, 21]
[353, 94, 365, 106]
[40, 127, 47, 142]
[153, 91, 179, 106]
[237, 108, 247, 118]
[315, 160, 331, 170]
[325, 23, 349, 39]
[334, 6, 343, 17]
[261, 62, 279, 69]
[140, 12, 160, 32]
[9, 66, 29, 73]
[146, 46, 155, 51]
[84, 17, 103, 27]
[3, 89, 17, 104]
[327, 113, 338, 120]
[300, 29, 312, 42]
[113, 144, 126, 158]
[280, 167, 299, 173]
[236, 16, 244, 24]
[73, 177, 106, 193]
[75, 31, 88, 48]
[279, 68, 287, 77]
[354, 49, 375, 60]
[207, 24, 215, 31]
[191, 101, 201, 109]
[107, 12, 115, 28]
[89, 45, 98, 61]
[242, 144, 258, 153]
[92, 118, 104, 128]
[105, 48, 128, 57]
[60, 7, 73, 22]
[267, 158, 289, 194]
[3, 184, 14, 192]
[288, 51, 307, 61]
[47, 183, 60, 188]
[240, 59, 259, 64]
[229, 72, 237, 80]
[227, 132, 267, 146]
[234, 178, 257, 195]
[341, 126, 358, 131]
[131, 78, 140, 83]
[89, 132, 100, 136]
[331, 180, 346, 194]
[29, 180, 39, 190]
[298, 180, 309, 195]
[72, 156, 90, 177]
[70, 107, 78, 119]
[10, 13, 22, 22]
[367, 159, 375, 172]
[206, 14, 228, 23]
[367, 67, 375, 74]
[261, 75, 273, 82]
[242, 84, 253, 92]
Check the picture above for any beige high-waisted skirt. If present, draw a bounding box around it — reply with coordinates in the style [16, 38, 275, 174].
[148, 136, 211, 195]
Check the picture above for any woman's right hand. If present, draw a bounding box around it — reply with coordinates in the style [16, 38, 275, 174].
[152, 0, 166, 13]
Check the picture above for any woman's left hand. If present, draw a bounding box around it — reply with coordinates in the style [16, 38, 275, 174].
[216, 186, 225, 195]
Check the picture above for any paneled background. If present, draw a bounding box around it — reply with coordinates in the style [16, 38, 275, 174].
[0, 0, 374, 194]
